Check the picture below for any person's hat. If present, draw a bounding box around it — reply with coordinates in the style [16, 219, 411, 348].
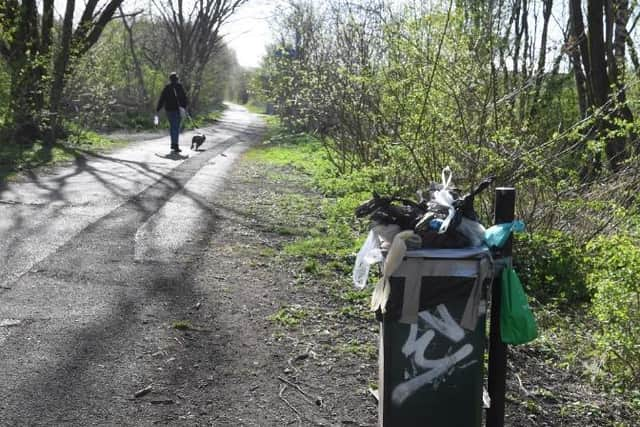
[169, 72, 178, 81]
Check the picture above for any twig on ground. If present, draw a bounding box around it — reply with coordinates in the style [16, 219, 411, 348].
[515, 373, 530, 397]
[134, 385, 153, 398]
[277, 376, 320, 406]
[279, 384, 302, 425]
[286, 357, 300, 375]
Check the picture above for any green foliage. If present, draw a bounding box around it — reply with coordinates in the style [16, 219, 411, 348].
[185, 109, 225, 131]
[531, 303, 595, 374]
[253, 0, 640, 239]
[244, 99, 268, 114]
[340, 288, 370, 305]
[255, 110, 640, 404]
[171, 320, 193, 330]
[268, 305, 309, 328]
[0, 141, 66, 180]
[0, 126, 121, 180]
[247, 131, 326, 171]
[249, 121, 370, 276]
[338, 340, 376, 358]
[513, 231, 590, 306]
[0, 64, 9, 125]
[585, 235, 640, 387]
[64, 123, 117, 147]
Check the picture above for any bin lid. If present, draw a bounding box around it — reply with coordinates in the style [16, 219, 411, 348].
[405, 245, 490, 259]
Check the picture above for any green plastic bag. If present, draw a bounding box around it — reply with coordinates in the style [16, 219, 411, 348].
[500, 267, 537, 345]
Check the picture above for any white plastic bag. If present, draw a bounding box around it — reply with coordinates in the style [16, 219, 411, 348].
[433, 166, 456, 234]
[352, 229, 384, 289]
[372, 223, 401, 249]
[370, 230, 417, 312]
[457, 217, 486, 247]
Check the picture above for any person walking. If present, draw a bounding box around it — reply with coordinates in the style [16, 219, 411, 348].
[156, 72, 189, 153]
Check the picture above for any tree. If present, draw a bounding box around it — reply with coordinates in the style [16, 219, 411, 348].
[150, 0, 247, 111]
[119, 7, 150, 109]
[569, 0, 634, 171]
[0, 0, 125, 143]
[0, 0, 54, 141]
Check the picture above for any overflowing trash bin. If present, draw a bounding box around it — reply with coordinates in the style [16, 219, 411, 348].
[352, 168, 534, 427]
[377, 247, 492, 427]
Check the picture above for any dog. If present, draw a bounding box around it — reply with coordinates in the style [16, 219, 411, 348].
[191, 134, 206, 150]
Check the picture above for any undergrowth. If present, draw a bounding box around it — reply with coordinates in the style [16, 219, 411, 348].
[0, 130, 123, 182]
[249, 117, 640, 415]
[0, 106, 225, 182]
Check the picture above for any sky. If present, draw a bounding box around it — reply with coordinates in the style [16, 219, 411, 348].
[222, 0, 280, 69]
[50, 0, 279, 69]
[48, 0, 572, 71]
[221, 0, 568, 70]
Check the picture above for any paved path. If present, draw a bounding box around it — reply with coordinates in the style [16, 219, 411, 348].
[0, 105, 265, 425]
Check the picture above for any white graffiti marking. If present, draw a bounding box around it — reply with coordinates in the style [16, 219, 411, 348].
[419, 304, 465, 343]
[392, 304, 474, 406]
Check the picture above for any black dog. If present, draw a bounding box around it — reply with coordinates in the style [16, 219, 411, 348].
[191, 134, 206, 150]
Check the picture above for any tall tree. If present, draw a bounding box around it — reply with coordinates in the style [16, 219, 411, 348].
[0, 0, 125, 143]
[0, 0, 53, 140]
[150, 0, 247, 111]
[569, 0, 634, 171]
[119, 6, 150, 108]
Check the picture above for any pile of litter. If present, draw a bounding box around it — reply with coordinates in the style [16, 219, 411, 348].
[352, 168, 524, 308]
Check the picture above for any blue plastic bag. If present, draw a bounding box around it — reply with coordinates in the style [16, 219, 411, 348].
[484, 220, 525, 249]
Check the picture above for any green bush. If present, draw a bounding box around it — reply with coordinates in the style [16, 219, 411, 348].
[514, 231, 590, 305]
[585, 234, 640, 387]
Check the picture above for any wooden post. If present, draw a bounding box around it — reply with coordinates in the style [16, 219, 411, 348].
[487, 187, 515, 427]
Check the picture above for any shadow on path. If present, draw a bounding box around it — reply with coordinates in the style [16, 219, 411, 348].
[0, 120, 266, 424]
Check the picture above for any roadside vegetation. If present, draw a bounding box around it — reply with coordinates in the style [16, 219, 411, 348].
[251, 116, 639, 422]
[0, 1, 250, 178]
[2, 0, 639, 421]
[249, 1, 640, 409]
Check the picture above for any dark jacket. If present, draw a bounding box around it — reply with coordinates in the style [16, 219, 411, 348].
[156, 82, 188, 112]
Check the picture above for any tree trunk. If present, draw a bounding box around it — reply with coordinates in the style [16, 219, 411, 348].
[48, 0, 125, 142]
[569, 0, 589, 118]
[119, 7, 150, 108]
[6, 0, 46, 142]
[607, 0, 634, 169]
[48, 0, 76, 142]
[530, 0, 552, 118]
[626, 35, 640, 77]
[570, 0, 594, 108]
[587, 0, 609, 108]
[517, 0, 529, 121]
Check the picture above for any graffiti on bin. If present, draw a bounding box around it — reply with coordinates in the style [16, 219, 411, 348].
[392, 304, 475, 405]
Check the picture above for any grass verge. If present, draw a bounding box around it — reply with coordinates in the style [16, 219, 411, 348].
[247, 116, 640, 422]
[0, 107, 226, 182]
[0, 130, 128, 182]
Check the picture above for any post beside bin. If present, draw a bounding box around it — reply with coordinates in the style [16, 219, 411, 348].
[377, 247, 493, 427]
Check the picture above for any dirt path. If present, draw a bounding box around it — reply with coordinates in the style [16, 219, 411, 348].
[184, 156, 380, 426]
[1, 106, 630, 426]
[0, 107, 377, 426]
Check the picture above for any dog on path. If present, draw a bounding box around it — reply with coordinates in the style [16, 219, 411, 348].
[191, 134, 206, 150]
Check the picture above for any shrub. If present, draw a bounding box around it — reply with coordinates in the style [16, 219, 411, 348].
[514, 231, 590, 305]
[585, 234, 640, 387]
